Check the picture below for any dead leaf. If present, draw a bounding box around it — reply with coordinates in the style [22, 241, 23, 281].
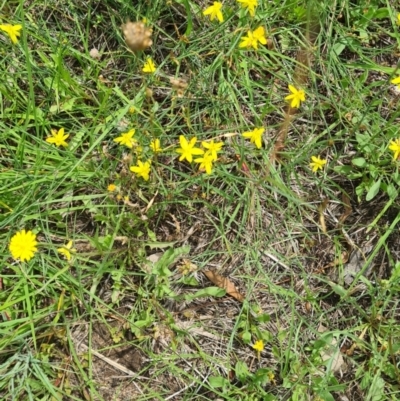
[339, 193, 352, 226]
[318, 198, 329, 233]
[346, 324, 368, 356]
[203, 270, 244, 302]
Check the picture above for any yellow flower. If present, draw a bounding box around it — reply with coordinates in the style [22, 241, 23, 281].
[150, 139, 162, 152]
[285, 85, 306, 108]
[253, 339, 264, 354]
[9, 229, 38, 262]
[176, 135, 204, 162]
[267, 371, 276, 385]
[203, 2, 224, 23]
[237, 0, 258, 17]
[142, 57, 156, 73]
[134, 145, 143, 154]
[201, 140, 224, 161]
[129, 106, 136, 114]
[194, 152, 214, 174]
[389, 139, 400, 160]
[114, 129, 136, 148]
[397, 13, 400, 26]
[0, 24, 22, 44]
[309, 155, 327, 172]
[130, 160, 151, 181]
[239, 26, 267, 50]
[107, 183, 117, 192]
[242, 127, 264, 149]
[58, 241, 75, 261]
[390, 76, 400, 89]
[46, 128, 69, 147]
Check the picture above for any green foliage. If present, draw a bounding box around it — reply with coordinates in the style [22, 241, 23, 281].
[334, 128, 399, 201]
[1, 0, 400, 399]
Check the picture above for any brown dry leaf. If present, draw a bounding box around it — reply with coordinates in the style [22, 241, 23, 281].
[203, 270, 244, 302]
[339, 192, 352, 226]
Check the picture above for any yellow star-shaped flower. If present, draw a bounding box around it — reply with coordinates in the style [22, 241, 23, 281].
[389, 139, 400, 160]
[285, 85, 306, 108]
[130, 160, 151, 181]
[114, 129, 136, 148]
[176, 135, 204, 163]
[201, 139, 224, 161]
[242, 127, 264, 149]
[239, 26, 267, 50]
[309, 156, 327, 172]
[252, 339, 264, 358]
[194, 152, 215, 174]
[0, 23, 22, 44]
[46, 128, 69, 147]
[237, 0, 258, 17]
[58, 241, 75, 261]
[142, 57, 156, 73]
[391, 76, 400, 89]
[150, 139, 162, 153]
[203, 2, 224, 23]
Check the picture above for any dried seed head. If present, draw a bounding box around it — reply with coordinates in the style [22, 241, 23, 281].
[169, 77, 188, 90]
[169, 77, 188, 98]
[122, 21, 153, 52]
[89, 48, 101, 60]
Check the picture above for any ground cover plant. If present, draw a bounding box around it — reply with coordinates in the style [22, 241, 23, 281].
[1, 0, 400, 400]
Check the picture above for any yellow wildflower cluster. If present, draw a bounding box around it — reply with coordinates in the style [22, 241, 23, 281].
[112, 124, 163, 181]
[201, 4, 307, 108]
[203, 0, 259, 22]
[239, 26, 267, 50]
[176, 136, 224, 175]
[9, 230, 75, 263]
[202, 2, 267, 52]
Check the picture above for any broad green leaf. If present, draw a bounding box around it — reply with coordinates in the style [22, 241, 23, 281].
[316, 390, 335, 401]
[184, 287, 226, 301]
[253, 368, 270, 385]
[368, 375, 385, 401]
[235, 361, 249, 381]
[242, 331, 251, 344]
[331, 42, 346, 56]
[386, 183, 397, 199]
[153, 246, 190, 276]
[351, 157, 366, 167]
[366, 179, 381, 201]
[256, 313, 271, 323]
[208, 376, 229, 388]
